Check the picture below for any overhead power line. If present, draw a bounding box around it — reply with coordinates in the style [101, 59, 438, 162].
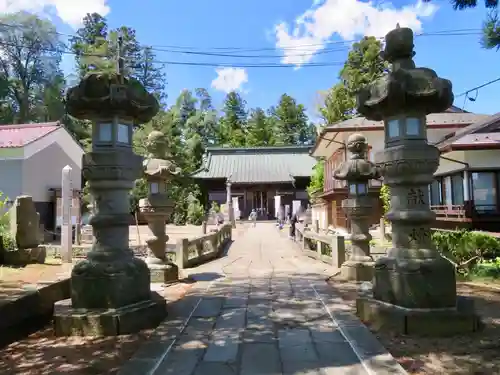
[455, 76, 500, 99]
[0, 40, 345, 68]
[0, 21, 484, 55]
[455, 76, 500, 109]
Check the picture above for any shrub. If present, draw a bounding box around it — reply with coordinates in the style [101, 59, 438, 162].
[432, 229, 500, 275]
[210, 201, 220, 213]
[472, 257, 500, 279]
[186, 194, 205, 225]
[380, 184, 390, 216]
[0, 191, 15, 251]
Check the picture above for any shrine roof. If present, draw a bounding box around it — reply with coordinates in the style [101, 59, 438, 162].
[192, 145, 316, 183]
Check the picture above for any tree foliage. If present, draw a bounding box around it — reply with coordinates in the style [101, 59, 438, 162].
[423, 0, 500, 50]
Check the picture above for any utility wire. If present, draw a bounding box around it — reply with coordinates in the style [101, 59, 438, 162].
[0, 40, 345, 68]
[455, 76, 500, 110]
[0, 21, 483, 54]
[455, 76, 500, 99]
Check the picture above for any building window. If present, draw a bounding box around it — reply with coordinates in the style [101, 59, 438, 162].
[451, 173, 464, 205]
[472, 172, 496, 212]
[430, 179, 442, 205]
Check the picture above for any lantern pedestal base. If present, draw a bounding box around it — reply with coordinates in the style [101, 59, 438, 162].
[340, 260, 374, 282]
[148, 262, 179, 284]
[53, 292, 167, 336]
[356, 296, 481, 336]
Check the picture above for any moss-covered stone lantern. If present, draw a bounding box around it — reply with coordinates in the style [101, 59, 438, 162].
[139, 130, 181, 284]
[355, 25, 480, 336]
[334, 133, 381, 281]
[53, 72, 167, 336]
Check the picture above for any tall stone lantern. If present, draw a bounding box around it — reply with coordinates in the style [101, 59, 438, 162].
[355, 25, 479, 335]
[53, 73, 167, 336]
[139, 130, 181, 283]
[334, 133, 381, 281]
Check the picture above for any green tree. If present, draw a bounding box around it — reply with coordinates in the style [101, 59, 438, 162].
[423, 0, 500, 50]
[136, 47, 167, 106]
[318, 36, 386, 125]
[306, 159, 324, 198]
[71, 13, 108, 78]
[0, 12, 64, 124]
[271, 94, 310, 145]
[219, 91, 247, 146]
[246, 108, 274, 146]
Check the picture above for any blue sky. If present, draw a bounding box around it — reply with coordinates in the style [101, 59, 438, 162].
[4, 0, 499, 119]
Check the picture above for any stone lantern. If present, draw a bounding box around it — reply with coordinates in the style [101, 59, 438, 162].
[139, 130, 181, 283]
[355, 25, 479, 335]
[53, 72, 167, 336]
[334, 133, 380, 281]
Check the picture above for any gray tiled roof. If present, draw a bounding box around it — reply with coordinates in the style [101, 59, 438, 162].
[324, 112, 488, 131]
[192, 146, 316, 183]
[434, 112, 500, 150]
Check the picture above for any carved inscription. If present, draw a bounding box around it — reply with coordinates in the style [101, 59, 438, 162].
[408, 227, 430, 247]
[407, 187, 425, 206]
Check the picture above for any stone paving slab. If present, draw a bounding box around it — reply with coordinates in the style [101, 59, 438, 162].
[118, 223, 407, 375]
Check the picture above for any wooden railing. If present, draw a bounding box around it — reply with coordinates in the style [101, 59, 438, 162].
[174, 224, 232, 268]
[295, 223, 346, 267]
[430, 205, 467, 220]
[431, 204, 500, 221]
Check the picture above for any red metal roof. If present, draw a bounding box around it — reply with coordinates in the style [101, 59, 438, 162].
[0, 122, 60, 148]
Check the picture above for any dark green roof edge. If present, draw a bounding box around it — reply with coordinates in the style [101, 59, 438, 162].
[205, 145, 312, 152]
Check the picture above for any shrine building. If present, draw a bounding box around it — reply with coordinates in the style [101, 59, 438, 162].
[192, 146, 316, 219]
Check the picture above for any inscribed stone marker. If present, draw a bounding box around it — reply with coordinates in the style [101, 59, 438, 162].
[61, 165, 72, 263]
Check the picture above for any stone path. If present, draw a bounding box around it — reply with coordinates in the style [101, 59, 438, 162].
[119, 223, 406, 375]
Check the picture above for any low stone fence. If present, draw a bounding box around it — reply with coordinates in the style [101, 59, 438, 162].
[295, 224, 346, 268]
[174, 224, 232, 269]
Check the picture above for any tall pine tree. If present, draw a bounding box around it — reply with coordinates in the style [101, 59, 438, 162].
[219, 91, 247, 147]
[271, 94, 309, 145]
[246, 108, 274, 146]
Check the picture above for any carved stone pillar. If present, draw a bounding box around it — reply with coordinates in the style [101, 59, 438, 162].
[53, 73, 167, 336]
[355, 25, 479, 336]
[334, 133, 380, 281]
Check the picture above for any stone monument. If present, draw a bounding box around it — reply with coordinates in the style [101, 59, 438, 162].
[333, 133, 380, 281]
[61, 165, 73, 263]
[0, 195, 46, 265]
[139, 130, 181, 284]
[355, 25, 480, 335]
[53, 63, 167, 336]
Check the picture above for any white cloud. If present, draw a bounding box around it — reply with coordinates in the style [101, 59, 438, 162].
[211, 67, 248, 94]
[0, 0, 111, 28]
[275, 0, 437, 67]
